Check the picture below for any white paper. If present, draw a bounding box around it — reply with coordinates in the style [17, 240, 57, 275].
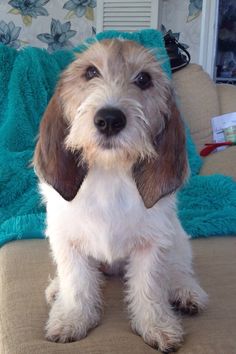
[211, 112, 236, 151]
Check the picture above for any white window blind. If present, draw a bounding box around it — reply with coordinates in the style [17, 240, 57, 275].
[96, 0, 159, 33]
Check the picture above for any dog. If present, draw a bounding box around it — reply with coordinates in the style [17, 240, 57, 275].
[34, 38, 208, 353]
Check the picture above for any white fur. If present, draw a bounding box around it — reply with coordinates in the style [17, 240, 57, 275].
[42, 163, 207, 351]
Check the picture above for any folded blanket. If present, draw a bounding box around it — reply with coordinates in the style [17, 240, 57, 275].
[0, 29, 236, 247]
[0, 45, 75, 246]
[179, 174, 236, 237]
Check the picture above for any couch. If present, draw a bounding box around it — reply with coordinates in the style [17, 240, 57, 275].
[0, 64, 236, 354]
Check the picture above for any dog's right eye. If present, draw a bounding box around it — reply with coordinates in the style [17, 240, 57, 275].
[134, 72, 152, 90]
[85, 66, 100, 80]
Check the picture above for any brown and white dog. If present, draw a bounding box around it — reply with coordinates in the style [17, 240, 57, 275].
[34, 39, 208, 353]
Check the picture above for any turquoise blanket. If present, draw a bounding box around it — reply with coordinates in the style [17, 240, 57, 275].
[0, 30, 236, 247]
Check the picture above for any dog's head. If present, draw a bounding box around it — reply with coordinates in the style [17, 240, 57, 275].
[34, 39, 187, 208]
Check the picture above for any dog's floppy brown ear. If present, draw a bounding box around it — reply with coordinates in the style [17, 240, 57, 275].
[34, 91, 88, 201]
[133, 101, 187, 208]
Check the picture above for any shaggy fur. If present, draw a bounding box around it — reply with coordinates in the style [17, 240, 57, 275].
[34, 39, 208, 353]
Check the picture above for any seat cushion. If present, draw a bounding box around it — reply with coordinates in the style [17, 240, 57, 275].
[1, 238, 236, 354]
[200, 146, 236, 179]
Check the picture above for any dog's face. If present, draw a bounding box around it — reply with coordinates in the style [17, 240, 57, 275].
[61, 40, 170, 165]
[34, 39, 187, 208]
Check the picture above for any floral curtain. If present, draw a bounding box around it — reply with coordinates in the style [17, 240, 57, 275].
[0, 0, 96, 51]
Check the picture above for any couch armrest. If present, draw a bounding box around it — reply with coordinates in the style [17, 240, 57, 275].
[200, 84, 236, 177]
[172, 65, 236, 177]
[216, 84, 236, 115]
[172, 64, 220, 152]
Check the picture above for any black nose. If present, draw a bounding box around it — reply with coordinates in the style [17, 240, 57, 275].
[94, 108, 126, 136]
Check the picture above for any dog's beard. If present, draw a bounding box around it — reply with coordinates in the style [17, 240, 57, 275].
[67, 123, 157, 170]
[98, 136, 121, 150]
[85, 131, 158, 170]
[83, 134, 138, 169]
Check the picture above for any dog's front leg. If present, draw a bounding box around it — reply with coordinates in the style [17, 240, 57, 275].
[125, 244, 183, 353]
[45, 241, 103, 343]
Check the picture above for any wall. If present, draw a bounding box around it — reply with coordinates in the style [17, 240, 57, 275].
[160, 0, 203, 64]
[0, 0, 203, 61]
[0, 0, 96, 51]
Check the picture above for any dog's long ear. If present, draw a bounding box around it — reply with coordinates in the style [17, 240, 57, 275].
[34, 91, 88, 201]
[132, 100, 188, 209]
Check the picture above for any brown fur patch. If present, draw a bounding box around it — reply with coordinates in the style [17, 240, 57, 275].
[34, 91, 88, 201]
[132, 101, 187, 208]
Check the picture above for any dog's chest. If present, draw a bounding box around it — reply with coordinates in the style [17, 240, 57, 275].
[70, 167, 146, 261]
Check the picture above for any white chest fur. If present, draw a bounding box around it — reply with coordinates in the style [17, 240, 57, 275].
[41, 165, 153, 263]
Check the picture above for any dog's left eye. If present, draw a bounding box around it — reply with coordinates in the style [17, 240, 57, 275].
[85, 66, 100, 80]
[134, 72, 152, 90]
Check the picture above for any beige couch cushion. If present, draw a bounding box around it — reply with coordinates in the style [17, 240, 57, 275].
[217, 84, 236, 115]
[200, 146, 236, 179]
[172, 65, 236, 179]
[173, 64, 220, 152]
[199, 83, 236, 179]
[1, 239, 236, 354]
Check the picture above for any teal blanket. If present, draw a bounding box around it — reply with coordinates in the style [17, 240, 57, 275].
[0, 30, 236, 247]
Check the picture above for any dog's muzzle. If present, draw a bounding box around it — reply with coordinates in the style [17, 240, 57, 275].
[94, 108, 126, 137]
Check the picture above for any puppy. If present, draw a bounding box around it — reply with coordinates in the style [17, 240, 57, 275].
[34, 39, 208, 352]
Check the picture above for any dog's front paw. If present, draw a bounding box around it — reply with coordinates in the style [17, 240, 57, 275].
[132, 316, 183, 353]
[45, 299, 101, 343]
[143, 326, 183, 353]
[171, 285, 208, 316]
[46, 317, 86, 343]
[45, 276, 59, 306]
